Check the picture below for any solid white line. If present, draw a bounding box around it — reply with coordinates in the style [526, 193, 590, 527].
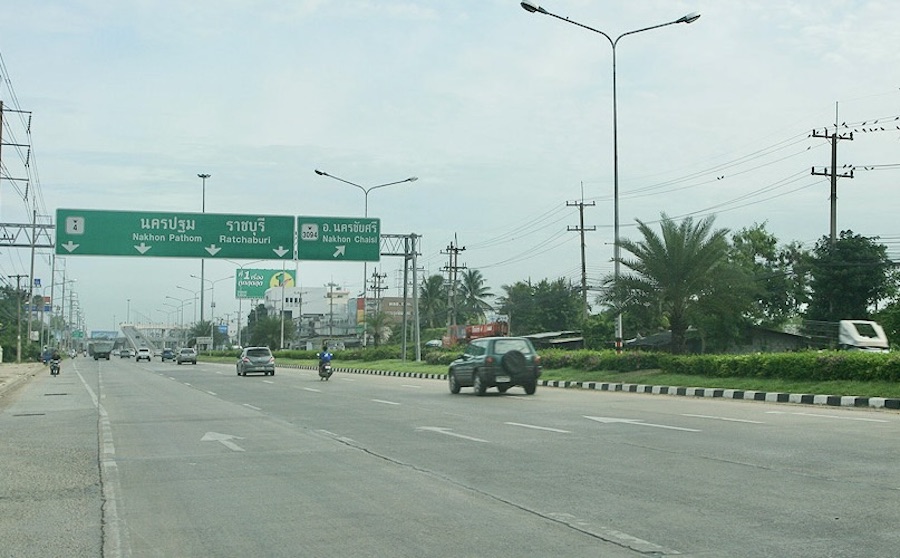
[682, 414, 764, 424]
[77, 369, 130, 558]
[372, 399, 401, 406]
[505, 422, 570, 433]
[243, 403, 262, 411]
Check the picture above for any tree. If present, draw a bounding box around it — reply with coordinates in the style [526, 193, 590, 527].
[729, 223, 810, 328]
[418, 274, 447, 329]
[806, 230, 893, 321]
[366, 310, 394, 346]
[496, 278, 581, 335]
[603, 214, 734, 354]
[458, 269, 494, 323]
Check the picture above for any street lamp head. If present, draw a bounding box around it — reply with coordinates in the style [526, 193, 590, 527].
[314, 169, 328, 176]
[407, 177, 419, 183]
[677, 12, 701, 24]
[520, 1, 547, 14]
[198, 173, 211, 179]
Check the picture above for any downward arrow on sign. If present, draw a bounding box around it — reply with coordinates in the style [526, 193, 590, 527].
[205, 244, 221, 256]
[62, 241, 80, 252]
[134, 242, 151, 254]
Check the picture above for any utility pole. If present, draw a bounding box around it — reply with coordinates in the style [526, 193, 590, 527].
[567, 185, 596, 321]
[442, 237, 466, 330]
[10, 274, 28, 362]
[369, 269, 388, 314]
[811, 103, 853, 245]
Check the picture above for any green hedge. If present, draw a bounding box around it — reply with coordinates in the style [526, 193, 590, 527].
[538, 349, 900, 383]
[662, 352, 900, 382]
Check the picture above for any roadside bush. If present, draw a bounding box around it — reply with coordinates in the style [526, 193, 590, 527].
[661, 351, 900, 382]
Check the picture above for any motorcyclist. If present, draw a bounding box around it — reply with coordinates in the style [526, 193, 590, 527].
[317, 344, 333, 376]
[50, 348, 62, 374]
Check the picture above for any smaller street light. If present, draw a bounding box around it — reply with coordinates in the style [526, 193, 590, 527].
[315, 168, 418, 346]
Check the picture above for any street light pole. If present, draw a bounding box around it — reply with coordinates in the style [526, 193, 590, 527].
[197, 173, 211, 322]
[314, 169, 418, 346]
[520, 2, 699, 350]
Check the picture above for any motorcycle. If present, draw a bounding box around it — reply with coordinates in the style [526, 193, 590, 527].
[50, 358, 61, 376]
[318, 361, 333, 381]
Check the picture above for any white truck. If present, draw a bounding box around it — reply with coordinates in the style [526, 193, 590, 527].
[803, 319, 890, 352]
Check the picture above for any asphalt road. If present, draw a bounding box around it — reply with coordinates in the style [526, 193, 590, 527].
[2, 358, 898, 557]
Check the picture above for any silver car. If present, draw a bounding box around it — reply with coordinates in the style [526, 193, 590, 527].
[237, 347, 275, 376]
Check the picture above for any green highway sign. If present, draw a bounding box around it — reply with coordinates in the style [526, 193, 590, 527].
[235, 269, 296, 299]
[55, 209, 295, 260]
[296, 216, 380, 262]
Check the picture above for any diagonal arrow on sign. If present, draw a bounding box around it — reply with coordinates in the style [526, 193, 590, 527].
[332, 245, 346, 258]
[201, 431, 246, 451]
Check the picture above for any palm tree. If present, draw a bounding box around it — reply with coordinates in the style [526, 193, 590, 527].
[459, 269, 494, 323]
[604, 214, 731, 354]
[418, 274, 447, 329]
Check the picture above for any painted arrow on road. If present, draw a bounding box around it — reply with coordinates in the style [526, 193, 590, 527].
[201, 431, 246, 451]
[584, 416, 700, 432]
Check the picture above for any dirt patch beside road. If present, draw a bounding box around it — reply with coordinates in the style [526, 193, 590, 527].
[0, 362, 44, 408]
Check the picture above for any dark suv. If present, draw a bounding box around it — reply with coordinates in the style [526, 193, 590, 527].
[448, 336, 542, 396]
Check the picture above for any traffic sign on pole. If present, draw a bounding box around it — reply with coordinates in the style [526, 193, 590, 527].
[296, 216, 380, 262]
[55, 209, 295, 260]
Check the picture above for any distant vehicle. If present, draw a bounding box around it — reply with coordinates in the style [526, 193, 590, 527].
[803, 319, 890, 352]
[237, 346, 275, 376]
[89, 341, 114, 360]
[424, 339, 443, 349]
[448, 336, 542, 396]
[120, 348, 134, 358]
[160, 348, 175, 362]
[176, 348, 197, 365]
[136, 348, 152, 362]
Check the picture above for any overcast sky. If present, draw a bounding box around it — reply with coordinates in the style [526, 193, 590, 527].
[1, 0, 898, 336]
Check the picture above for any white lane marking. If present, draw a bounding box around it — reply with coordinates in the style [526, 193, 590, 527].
[201, 432, 245, 452]
[76, 369, 130, 557]
[206, 391, 217, 396]
[584, 416, 700, 432]
[505, 422, 571, 433]
[372, 399, 400, 406]
[766, 411, 888, 423]
[263, 380, 274, 384]
[243, 403, 262, 411]
[184, 383, 192, 386]
[416, 426, 490, 443]
[303, 387, 322, 393]
[340, 377, 355, 382]
[682, 414, 764, 424]
[317, 430, 357, 444]
[547, 512, 680, 556]
[402, 384, 422, 389]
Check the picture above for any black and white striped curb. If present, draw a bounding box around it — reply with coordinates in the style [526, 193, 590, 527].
[282, 364, 900, 410]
